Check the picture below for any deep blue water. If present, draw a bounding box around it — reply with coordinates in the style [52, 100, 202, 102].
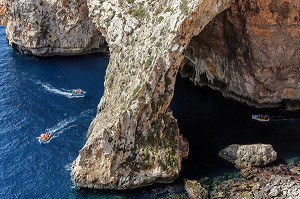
[1, 25, 300, 199]
[172, 76, 300, 180]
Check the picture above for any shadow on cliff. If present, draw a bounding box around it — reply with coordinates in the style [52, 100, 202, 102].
[171, 75, 300, 180]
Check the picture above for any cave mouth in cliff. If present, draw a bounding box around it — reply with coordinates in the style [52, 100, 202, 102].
[172, 4, 300, 176]
[171, 74, 300, 179]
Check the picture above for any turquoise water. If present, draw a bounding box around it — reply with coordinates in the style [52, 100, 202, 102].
[1, 25, 299, 199]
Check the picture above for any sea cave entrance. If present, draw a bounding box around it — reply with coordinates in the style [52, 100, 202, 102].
[171, 74, 300, 180]
[169, 3, 300, 180]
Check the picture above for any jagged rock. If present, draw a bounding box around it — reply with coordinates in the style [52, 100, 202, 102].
[219, 144, 277, 169]
[290, 167, 300, 175]
[181, 0, 300, 109]
[209, 164, 300, 199]
[71, 0, 234, 190]
[184, 179, 208, 199]
[5, 0, 107, 56]
[240, 168, 259, 179]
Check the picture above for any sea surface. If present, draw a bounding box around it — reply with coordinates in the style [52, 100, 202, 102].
[0, 26, 299, 199]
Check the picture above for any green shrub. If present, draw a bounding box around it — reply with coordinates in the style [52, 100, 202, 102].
[157, 16, 164, 23]
[131, 9, 146, 20]
[180, 0, 189, 15]
[155, 41, 162, 48]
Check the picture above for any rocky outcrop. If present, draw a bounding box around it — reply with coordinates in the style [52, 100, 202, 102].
[181, 0, 300, 109]
[70, 0, 300, 190]
[5, 0, 107, 56]
[219, 144, 277, 169]
[71, 0, 234, 190]
[185, 179, 208, 199]
[208, 164, 300, 199]
[0, 0, 5, 26]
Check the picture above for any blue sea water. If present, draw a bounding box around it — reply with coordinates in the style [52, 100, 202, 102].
[1, 25, 300, 199]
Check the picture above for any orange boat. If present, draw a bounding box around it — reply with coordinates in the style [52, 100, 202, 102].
[38, 132, 52, 143]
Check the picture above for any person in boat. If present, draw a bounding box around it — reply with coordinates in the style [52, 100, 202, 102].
[74, 89, 82, 94]
[41, 132, 50, 140]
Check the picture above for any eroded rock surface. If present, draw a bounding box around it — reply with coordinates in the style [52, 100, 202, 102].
[182, 0, 300, 109]
[71, 0, 233, 190]
[219, 144, 277, 169]
[6, 0, 107, 56]
[0, 0, 5, 25]
[185, 179, 208, 199]
[208, 164, 300, 199]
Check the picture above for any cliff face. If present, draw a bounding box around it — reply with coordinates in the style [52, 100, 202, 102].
[0, 0, 5, 26]
[182, 0, 300, 109]
[71, 0, 233, 190]
[6, 0, 107, 56]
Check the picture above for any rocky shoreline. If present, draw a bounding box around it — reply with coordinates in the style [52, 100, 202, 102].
[185, 162, 300, 199]
[184, 145, 300, 199]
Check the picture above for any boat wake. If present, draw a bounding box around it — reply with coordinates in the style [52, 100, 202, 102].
[37, 109, 94, 144]
[267, 116, 298, 122]
[37, 81, 84, 98]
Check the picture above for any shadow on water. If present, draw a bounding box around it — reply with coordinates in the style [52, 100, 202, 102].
[171, 76, 300, 180]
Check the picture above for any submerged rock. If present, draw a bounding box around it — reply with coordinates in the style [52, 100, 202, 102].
[219, 144, 277, 169]
[6, 0, 107, 56]
[184, 179, 208, 199]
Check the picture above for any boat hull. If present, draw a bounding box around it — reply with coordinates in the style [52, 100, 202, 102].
[71, 90, 86, 97]
[38, 134, 52, 144]
[252, 115, 270, 122]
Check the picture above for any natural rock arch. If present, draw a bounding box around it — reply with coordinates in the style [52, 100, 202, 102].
[71, 0, 234, 190]
[71, 0, 300, 190]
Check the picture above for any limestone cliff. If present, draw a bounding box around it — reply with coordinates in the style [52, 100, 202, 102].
[6, 0, 107, 56]
[0, 0, 5, 26]
[181, 0, 300, 109]
[71, 0, 233, 190]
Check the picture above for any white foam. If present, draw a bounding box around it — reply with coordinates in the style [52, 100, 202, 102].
[37, 81, 84, 98]
[64, 163, 73, 171]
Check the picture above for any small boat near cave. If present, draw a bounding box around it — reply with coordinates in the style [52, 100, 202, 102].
[252, 114, 270, 122]
[38, 132, 52, 144]
[71, 89, 86, 97]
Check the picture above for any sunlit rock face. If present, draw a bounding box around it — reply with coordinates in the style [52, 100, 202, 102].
[71, 0, 233, 190]
[6, 0, 107, 56]
[182, 0, 300, 109]
[219, 144, 277, 169]
[71, 0, 299, 190]
[0, 0, 5, 26]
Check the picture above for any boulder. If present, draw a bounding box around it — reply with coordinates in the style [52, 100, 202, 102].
[219, 144, 277, 169]
[184, 179, 208, 199]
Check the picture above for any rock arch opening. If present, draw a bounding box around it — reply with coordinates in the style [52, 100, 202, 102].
[180, 0, 300, 110]
[71, 0, 300, 190]
[171, 0, 300, 180]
